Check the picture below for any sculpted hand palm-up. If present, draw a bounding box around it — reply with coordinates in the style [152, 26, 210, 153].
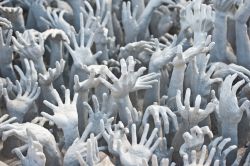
[118, 124, 162, 166]
[12, 30, 45, 63]
[176, 88, 216, 128]
[41, 88, 79, 148]
[100, 56, 159, 98]
[3, 80, 40, 122]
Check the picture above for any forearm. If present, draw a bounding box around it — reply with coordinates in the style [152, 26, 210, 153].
[138, 1, 160, 40]
[235, 21, 250, 68]
[115, 95, 133, 126]
[211, 13, 228, 62]
[221, 122, 238, 145]
[49, 41, 63, 67]
[34, 57, 46, 74]
[144, 66, 161, 108]
[0, 64, 16, 82]
[66, 0, 81, 31]
[167, 65, 186, 99]
[41, 84, 56, 103]
[62, 126, 79, 149]
[77, 90, 89, 134]
[172, 122, 190, 151]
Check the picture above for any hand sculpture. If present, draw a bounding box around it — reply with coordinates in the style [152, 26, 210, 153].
[63, 123, 100, 166]
[83, 94, 114, 135]
[14, 58, 38, 90]
[12, 129, 46, 166]
[218, 74, 250, 145]
[176, 88, 216, 128]
[179, 126, 213, 157]
[0, 6, 25, 32]
[73, 67, 101, 93]
[41, 88, 79, 148]
[64, 20, 100, 67]
[148, 38, 178, 71]
[118, 123, 162, 166]
[142, 102, 178, 135]
[41, 8, 73, 35]
[3, 80, 40, 122]
[188, 54, 222, 106]
[38, 59, 65, 86]
[118, 40, 154, 64]
[12, 30, 46, 73]
[102, 120, 130, 156]
[100, 56, 159, 98]
[100, 56, 159, 125]
[180, 0, 214, 40]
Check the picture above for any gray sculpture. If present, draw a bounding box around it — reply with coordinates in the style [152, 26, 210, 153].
[0, 0, 249, 165]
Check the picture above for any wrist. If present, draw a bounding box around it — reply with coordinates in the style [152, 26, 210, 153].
[63, 125, 79, 148]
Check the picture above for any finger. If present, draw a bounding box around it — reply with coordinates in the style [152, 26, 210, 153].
[41, 112, 54, 122]
[222, 145, 237, 160]
[194, 95, 201, 111]
[183, 154, 189, 166]
[150, 137, 161, 153]
[14, 65, 25, 80]
[3, 88, 10, 102]
[16, 80, 22, 97]
[43, 100, 57, 111]
[176, 90, 184, 110]
[72, 93, 78, 105]
[160, 110, 170, 134]
[199, 145, 207, 165]
[145, 128, 158, 148]
[12, 148, 25, 161]
[6, 29, 13, 46]
[191, 150, 197, 164]
[86, 32, 94, 48]
[99, 77, 113, 90]
[128, 56, 135, 73]
[218, 138, 231, 155]
[165, 108, 179, 131]
[83, 102, 93, 116]
[101, 93, 108, 112]
[139, 123, 149, 145]
[51, 89, 63, 106]
[131, 124, 137, 146]
[120, 58, 128, 75]
[65, 89, 70, 104]
[92, 95, 100, 113]
[184, 88, 191, 110]
[205, 147, 216, 166]
[29, 82, 39, 99]
[24, 80, 31, 97]
[81, 122, 92, 141]
[208, 136, 223, 150]
[232, 79, 245, 95]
